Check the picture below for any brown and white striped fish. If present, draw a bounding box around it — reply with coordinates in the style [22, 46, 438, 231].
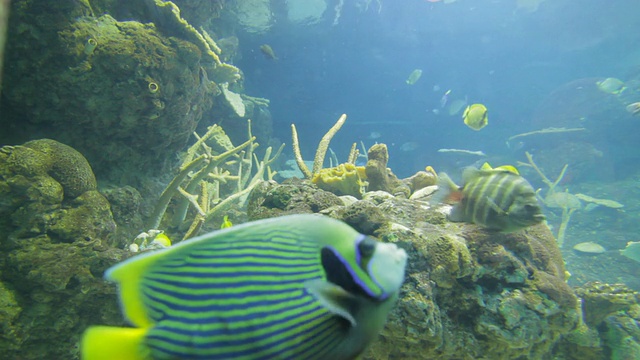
[431, 167, 545, 232]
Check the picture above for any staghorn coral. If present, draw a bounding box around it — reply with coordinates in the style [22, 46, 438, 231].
[146, 121, 283, 240]
[291, 113, 348, 179]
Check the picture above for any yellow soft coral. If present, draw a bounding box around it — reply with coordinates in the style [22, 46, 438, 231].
[311, 163, 367, 198]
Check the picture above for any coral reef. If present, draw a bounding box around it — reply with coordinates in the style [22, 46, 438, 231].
[365, 143, 411, 198]
[247, 178, 344, 220]
[247, 179, 581, 359]
[291, 113, 350, 179]
[146, 122, 283, 241]
[556, 283, 640, 359]
[0, 139, 122, 359]
[291, 114, 434, 200]
[603, 305, 640, 359]
[0, 138, 115, 243]
[574, 282, 640, 327]
[0, 0, 245, 182]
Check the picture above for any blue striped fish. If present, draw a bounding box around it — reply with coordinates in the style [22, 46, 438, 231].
[81, 214, 407, 360]
[432, 167, 545, 232]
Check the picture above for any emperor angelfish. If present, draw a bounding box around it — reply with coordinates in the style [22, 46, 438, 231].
[432, 167, 545, 232]
[81, 214, 407, 360]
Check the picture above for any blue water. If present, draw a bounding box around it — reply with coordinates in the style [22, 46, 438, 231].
[237, 0, 640, 178]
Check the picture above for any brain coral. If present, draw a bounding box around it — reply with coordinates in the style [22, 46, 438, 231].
[22, 139, 97, 199]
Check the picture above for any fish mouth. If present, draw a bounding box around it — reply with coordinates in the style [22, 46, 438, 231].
[533, 214, 546, 222]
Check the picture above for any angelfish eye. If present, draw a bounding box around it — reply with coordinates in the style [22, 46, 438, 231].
[357, 236, 377, 267]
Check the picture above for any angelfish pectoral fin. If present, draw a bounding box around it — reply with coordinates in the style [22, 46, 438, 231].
[305, 279, 358, 326]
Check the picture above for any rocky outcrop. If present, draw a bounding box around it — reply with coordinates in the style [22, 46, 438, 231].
[248, 180, 580, 359]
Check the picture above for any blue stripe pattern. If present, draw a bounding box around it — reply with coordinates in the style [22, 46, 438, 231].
[139, 226, 351, 359]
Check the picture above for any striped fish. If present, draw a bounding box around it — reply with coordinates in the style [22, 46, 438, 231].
[432, 167, 545, 232]
[81, 214, 407, 360]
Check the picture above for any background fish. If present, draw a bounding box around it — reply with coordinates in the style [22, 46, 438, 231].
[405, 69, 422, 85]
[462, 103, 488, 130]
[596, 77, 625, 95]
[260, 44, 278, 60]
[81, 214, 407, 360]
[432, 167, 545, 232]
[626, 102, 640, 116]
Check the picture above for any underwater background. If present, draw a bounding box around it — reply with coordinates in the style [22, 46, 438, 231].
[1, 0, 640, 359]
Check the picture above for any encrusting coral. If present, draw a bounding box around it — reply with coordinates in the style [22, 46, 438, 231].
[291, 114, 369, 198]
[311, 163, 367, 198]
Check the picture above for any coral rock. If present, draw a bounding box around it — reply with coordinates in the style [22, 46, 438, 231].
[247, 180, 581, 359]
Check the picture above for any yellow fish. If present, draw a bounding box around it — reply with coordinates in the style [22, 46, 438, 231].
[259, 44, 278, 60]
[220, 215, 233, 229]
[462, 103, 488, 130]
[152, 233, 172, 247]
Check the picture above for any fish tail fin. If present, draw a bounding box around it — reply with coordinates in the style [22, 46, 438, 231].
[430, 172, 461, 205]
[81, 326, 148, 360]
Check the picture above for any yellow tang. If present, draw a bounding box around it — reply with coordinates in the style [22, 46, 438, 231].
[462, 103, 488, 130]
[406, 69, 422, 85]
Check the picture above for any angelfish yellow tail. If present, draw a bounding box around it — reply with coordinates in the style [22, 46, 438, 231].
[81, 326, 148, 360]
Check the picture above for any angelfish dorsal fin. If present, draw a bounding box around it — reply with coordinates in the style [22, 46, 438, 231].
[305, 279, 357, 326]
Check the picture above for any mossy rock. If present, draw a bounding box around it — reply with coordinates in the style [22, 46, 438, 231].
[23, 139, 97, 199]
[2, 6, 215, 179]
[247, 179, 344, 220]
